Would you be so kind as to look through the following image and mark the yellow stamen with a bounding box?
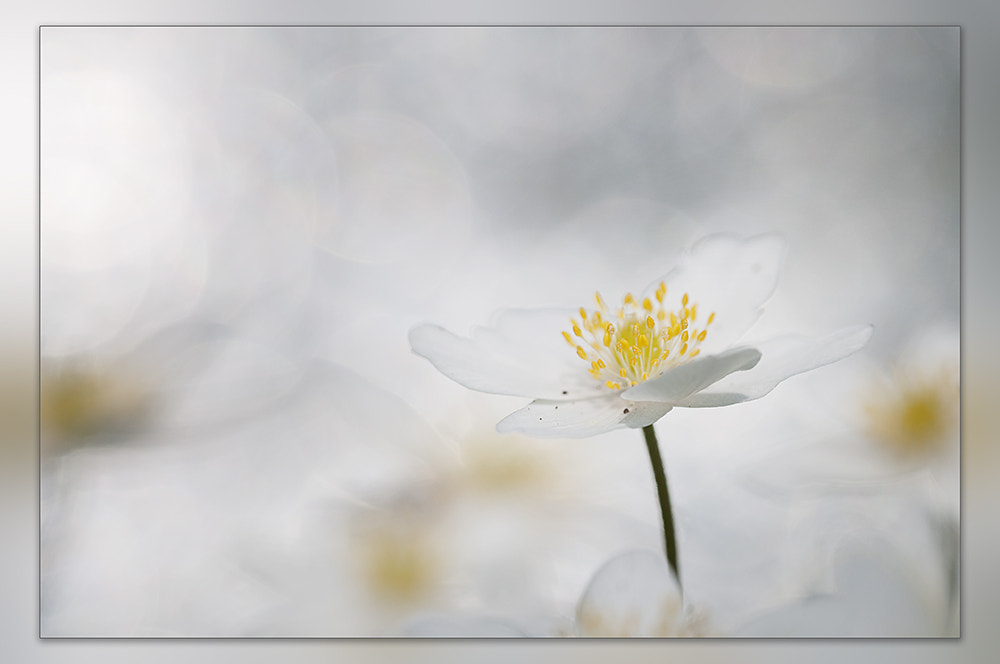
[595,291,607,311]
[565,283,712,391]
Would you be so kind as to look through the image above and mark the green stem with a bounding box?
[642,424,681,591]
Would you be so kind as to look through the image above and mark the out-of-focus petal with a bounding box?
[576,550,684,637]
[409,309,607,401]
[496,395,672,438]
[622,347,762,404]
[735,535,950,636]
[676,325,873,407]
[646,234,784,354]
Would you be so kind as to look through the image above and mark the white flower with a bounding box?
[575,550,708,637]
[409,234,872,438]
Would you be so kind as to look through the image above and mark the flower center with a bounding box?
[563,282,715,391]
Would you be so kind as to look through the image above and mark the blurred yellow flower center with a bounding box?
[360,527,438,604]
[865,366,958,456]
[563,282,715,391]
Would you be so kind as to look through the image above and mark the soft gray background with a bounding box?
[3,0,997,662]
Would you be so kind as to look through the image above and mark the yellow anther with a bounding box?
[568,283,709,390]
[595,291,607,311]
[630,381,637,386]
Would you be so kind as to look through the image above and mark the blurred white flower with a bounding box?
[410,234,872,438]
[736,532,957,637]
[729,326,960,631]
[574,550,708,637]
[570,532,956,638]
[862,327,959,465]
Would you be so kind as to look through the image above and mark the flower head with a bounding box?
[410,234,872,438]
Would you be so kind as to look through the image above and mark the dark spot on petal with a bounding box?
[539,417,543,420]
[562,390,568,395]
[554,406,558,409]
[623,408,630,414]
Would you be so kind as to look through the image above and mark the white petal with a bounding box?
[676,325,873,407]
[409,309,605,400]
[621,347,762,404]
[576,550,684,637]
[496,394,672,438]
[646,234,784,354]
[736,535,946,636]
